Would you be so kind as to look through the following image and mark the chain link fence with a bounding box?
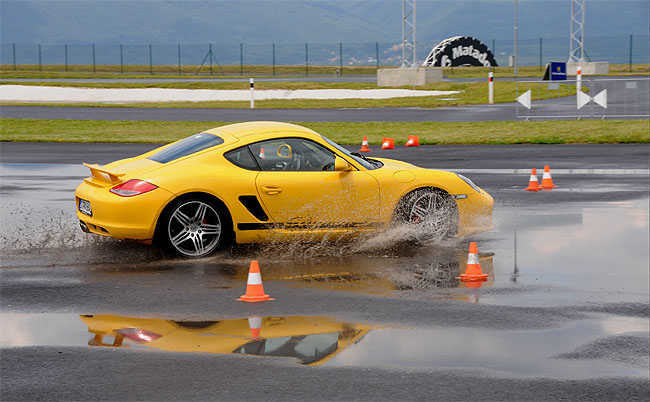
[1,35,648,74]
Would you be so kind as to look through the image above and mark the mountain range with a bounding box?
[1,0,648,45]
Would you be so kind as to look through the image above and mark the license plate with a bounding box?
[79,198,92,216]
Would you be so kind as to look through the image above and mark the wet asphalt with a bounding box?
[1,143,649,401]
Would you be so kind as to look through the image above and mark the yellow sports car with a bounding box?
[75,121,493,257]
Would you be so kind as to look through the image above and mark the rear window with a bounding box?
[224,147,260,170]
[149,133,224,163]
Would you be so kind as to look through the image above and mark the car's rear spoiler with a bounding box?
[83,163,125,184]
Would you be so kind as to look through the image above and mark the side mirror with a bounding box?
[334,156,353,172]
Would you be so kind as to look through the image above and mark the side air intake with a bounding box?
[238,196,269,221]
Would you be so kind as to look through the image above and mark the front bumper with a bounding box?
[456,189,494,237]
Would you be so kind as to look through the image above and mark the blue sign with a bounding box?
[549,62,567,81]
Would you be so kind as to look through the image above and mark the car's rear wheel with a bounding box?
[162,198,227,258]
[395,188,458,241]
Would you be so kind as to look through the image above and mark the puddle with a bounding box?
[1,163,648,306]
[1,312,647,379]
[229,247,495,295]
[480,198,650,306]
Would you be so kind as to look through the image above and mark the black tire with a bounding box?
[159,197,230,258]
[394,188,458,242]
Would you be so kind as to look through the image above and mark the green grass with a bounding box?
[1,63,647,80]
[0,64,376,79]
[1,118,647,144]
[0,81,575,109]
[442,64,650,78]
[1,63,648,79]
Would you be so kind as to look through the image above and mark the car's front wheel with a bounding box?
[395,188,458,242]
[161,198,228,258]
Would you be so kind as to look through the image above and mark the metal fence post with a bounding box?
[339,42,343,75]
[539,37,543,71]
[305,43,308,76]
[488,71,494,104]
[12,43,16,71]
[38,44,42,71]
[376,42,379,70]
[92,44,96,73]
[64,44,68,72]
[178,44,182,75]
[272,43,275,76]
[250,78,255,109]
[149,44,153,74]
[120,44,123,74]
[240,43,243,76]
[629,34,633,72]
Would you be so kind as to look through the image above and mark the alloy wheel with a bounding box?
[167,200,222,257]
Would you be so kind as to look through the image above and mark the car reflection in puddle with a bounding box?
[2,312,647,379]
[81,314,373,366]
[230,247,495,303]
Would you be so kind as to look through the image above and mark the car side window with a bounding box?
[224,147,260,170]
[249,138,335,172]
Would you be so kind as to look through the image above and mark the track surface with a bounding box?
[1,143,649,401]
[0,103,522,122]
[2,141,649,169]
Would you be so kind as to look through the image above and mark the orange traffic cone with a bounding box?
[457,242,488,282]
[405,135,420,147]
[525,168,540,191]
[259,147,266,159]
[248,316,262,339]
[359,136,371,152]
[381,138,395,150]
[237,260,274,303]
[540,165,556,190]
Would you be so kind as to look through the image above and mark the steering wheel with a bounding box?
[277,144,293,158]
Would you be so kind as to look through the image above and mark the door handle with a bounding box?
[261,185,283,195]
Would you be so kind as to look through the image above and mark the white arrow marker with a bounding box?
[593,89,607,109]
[517,90,531,109]
[577,90,591,110]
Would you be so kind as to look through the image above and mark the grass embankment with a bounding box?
[443,64,650,78]
[0,81,574,109]
[1,119,647,144]
[1,64,648,79]
[0,64,379,78]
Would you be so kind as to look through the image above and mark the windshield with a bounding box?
[321,135,382,170]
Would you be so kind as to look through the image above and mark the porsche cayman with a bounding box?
[75,121,493,257]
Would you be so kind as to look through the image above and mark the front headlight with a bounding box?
[457,174,482,193]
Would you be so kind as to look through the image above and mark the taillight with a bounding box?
[110,179,158,197]
[115,328,161,343]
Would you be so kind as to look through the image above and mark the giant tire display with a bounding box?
[423,36,497,67]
